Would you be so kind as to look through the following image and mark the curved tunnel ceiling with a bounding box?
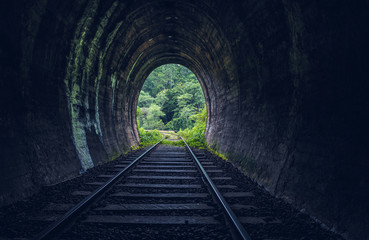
[63,0,238,170]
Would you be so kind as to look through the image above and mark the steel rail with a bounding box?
[180,136,252,240]
[34,139,163,240]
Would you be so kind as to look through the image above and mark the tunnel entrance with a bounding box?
[136,64,206,146]
[137,64,205,131]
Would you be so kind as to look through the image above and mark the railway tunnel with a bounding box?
[1,0,369,239]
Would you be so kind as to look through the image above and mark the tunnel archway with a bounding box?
[133,63,207,137]
[1,0,369,239]
[60,0,238,171]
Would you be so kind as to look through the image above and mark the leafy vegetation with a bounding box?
[137,64,207,148]
[177,107,207,148]
[161,139,186,147]
[207,148,229,161]
[136,115,163,147]
[137,64,205,131]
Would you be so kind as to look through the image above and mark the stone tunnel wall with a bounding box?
[0,0,82,205]
[0,0,369,239]
[206,1,369,239]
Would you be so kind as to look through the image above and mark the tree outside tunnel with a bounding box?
[136,64,207,147]
[137,64,205,131]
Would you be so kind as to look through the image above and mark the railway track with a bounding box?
[0,138,342,240]
[34,138,253,240]
[27,137,343,240]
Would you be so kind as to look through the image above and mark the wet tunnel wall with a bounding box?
[1,0,369,239]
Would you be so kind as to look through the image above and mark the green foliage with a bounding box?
[207,148,229,161]
[137,91,154,108]
[137,64,205,131]
[161,139,186,147]
[137,64,208,149]
[178,107,207,148]
[136,112,163,147]
[154,90,168,106]
[138,128,163,147]
[137,104,165,130]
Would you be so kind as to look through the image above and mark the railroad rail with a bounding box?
[181,137,251,240]
[34,138,252,240]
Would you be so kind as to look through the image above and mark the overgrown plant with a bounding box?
[137,64,205,131]
[161,139,186,147]
[178,107,207,148]
[137,114,163,147]
[137,106,229,163]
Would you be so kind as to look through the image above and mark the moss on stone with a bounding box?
[108,151,121,162]
[207,148,229,161]
[64,0,100,171]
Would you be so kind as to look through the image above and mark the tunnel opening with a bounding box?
[135,63,207,147]
[137,64,205,131]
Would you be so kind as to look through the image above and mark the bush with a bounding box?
[138,123,163,147]
[162,139,186,147]
[138,128,163,147]
[178,107,207,148]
